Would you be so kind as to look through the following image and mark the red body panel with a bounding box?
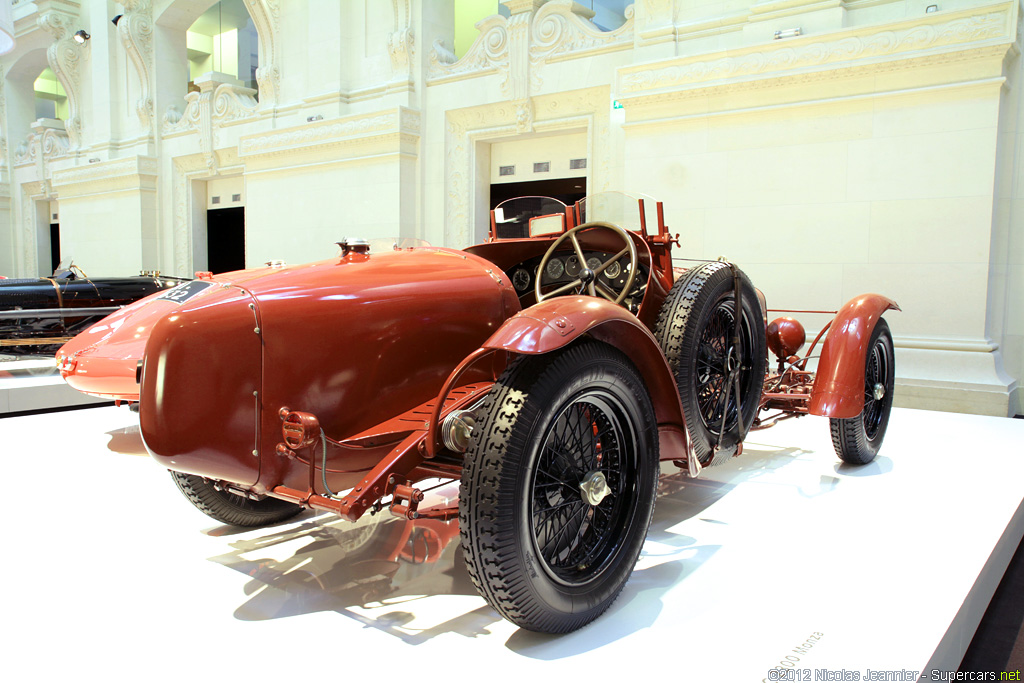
[807,294,900,419]
[140,248,517,496]
[56,267,281,400]
[483,296,689,459]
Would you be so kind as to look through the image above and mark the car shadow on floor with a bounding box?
[200,465,745,648]
[201,442,861,650]
[104,423,148,456]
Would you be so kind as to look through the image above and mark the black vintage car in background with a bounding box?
[0,267,188,355]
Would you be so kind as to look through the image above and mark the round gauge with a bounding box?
[587,256,602,271]
[605,261,621,279]
[565,256,581,277]
[512,268,531,292]
[545,258,565,279]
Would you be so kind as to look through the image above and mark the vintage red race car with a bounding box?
[62,192,898,634]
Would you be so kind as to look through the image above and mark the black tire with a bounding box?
[459,341,659,633]
[654,261,767,466]
[830,318,895,464]
[170,471,304,527]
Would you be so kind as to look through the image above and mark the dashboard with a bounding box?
[505,249,648,311]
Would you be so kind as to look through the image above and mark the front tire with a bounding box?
[460,341,659,633]
[830,318,895,464]
[170,472,303,527]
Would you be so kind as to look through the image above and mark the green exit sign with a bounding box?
[612,100,623,109]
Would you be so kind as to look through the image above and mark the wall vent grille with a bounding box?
[570,158,587,169]
[499,165,515,176]
[533,162,550,173]
[211,196,221,205]
[232,194,241,202]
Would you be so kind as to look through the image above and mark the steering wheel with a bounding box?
[534,221,639,306]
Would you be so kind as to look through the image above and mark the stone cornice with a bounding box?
[238,107,420,159]
[51,156,159,197]
[617,1,1018,103]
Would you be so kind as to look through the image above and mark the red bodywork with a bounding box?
[59,192,897,524]
[56,267,281,400]
[807,294,901,418]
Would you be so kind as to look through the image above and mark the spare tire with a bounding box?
[654,261,767,466]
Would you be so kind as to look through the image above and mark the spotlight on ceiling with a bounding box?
[111,15,122,26]
[73,29,90,43]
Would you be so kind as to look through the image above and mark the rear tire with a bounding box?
[460,341,659,633]
[170,472,303,527]
[654,261,767,466]
[830,318,895,465]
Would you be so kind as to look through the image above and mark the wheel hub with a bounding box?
[873,382,885,401]
[580,470,611,506]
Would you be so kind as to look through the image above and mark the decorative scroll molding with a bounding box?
[387,0,414,75]
[114,0,155,134]
[243,0,281,106]
[39,7,87,149]
[239,106,420,158]
[164,77,258,171]
[428,15,509,85]
[50,155,158,197]
[530,0,634,66]
[14,121,69,202]
[618,5,1014,98]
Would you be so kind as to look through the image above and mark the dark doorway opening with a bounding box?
[207,207,245,274]
[49,223,60,274]
[489,177,587,210]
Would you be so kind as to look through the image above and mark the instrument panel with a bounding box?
[506,250,646,308]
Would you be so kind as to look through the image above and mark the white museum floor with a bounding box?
[3,405,1023,681]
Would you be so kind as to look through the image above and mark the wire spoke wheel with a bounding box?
[830,318,895,464]
[459,341,658,633]
[530,393,637,586]
[862,337,891,440]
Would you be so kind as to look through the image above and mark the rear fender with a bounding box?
[482,297,688,455]
[808,294,900,418]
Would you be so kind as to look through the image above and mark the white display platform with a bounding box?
[3,406,1023,681]
[0,356,108,413]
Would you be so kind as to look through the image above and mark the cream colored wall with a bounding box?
[53,191,153,275]
[244,157,405,266]
[1,0,1021,415]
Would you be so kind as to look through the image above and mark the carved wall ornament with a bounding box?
[387,27,415,74]
[243,0,282,105]
[387,0,414,76]
[530,0,634,67]
[428,15,510,84]
[38,9,88,149]
[164,79,258,171]
[114,0,155,134]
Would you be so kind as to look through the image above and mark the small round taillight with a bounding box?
[281,411,320,449]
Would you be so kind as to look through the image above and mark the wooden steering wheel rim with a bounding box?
[534,221,639,306]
